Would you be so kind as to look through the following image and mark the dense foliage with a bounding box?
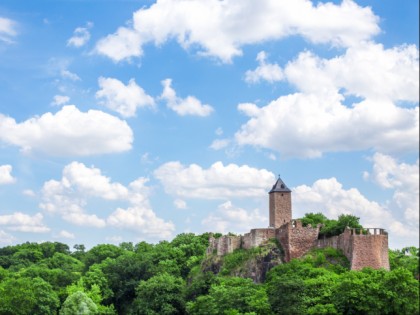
[0,231,418,314]
[300,212,363,237]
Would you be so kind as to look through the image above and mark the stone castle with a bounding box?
[207,176,390,270]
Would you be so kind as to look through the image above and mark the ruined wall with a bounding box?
[269,192,292,228]
[277,220,319,262]
[207,235,242,256]
[242,228,276,250]
[316,228,390,270]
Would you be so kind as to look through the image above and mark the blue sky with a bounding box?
[0,0,418,249]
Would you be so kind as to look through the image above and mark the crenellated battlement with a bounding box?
[206,176,390,270]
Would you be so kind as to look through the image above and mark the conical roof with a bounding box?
[269,176,291,193]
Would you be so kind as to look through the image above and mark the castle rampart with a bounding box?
[206,176,390,271]
[277,220,320,262]
[316,228,390,270]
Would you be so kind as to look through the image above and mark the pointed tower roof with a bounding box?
[269,176,291,193]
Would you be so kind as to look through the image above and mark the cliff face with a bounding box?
[202,242,284,283]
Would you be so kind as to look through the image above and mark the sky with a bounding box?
[0,0,418,250]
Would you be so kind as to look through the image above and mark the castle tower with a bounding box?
[269,176,292,228]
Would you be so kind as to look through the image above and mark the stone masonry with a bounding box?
[207,176,390,271]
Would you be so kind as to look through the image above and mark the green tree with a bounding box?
[0,276,59,315]
[83,244,124,270]
[187,277,272,315]
[389,246,419,278]
[60,291,98,315]
[130,272,185,315]
[301,212,328,227]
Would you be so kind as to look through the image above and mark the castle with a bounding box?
[207,176,390,270]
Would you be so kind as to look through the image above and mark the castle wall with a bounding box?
[242,228,276,249]
[316,228,390,270]
[277,220,319,262]
[207,235,242,256]
[269,192,291,228]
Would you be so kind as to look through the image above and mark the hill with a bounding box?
[0,234,418,314]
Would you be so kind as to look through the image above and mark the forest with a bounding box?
[0,216,418,314]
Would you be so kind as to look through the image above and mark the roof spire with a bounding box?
[269,174,291,193]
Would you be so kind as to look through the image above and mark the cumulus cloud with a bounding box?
[202,201,267,234]
[67,22,93,48]
[209,139,230,150]
[154,161,274,199]
[107,206,175,238]
[95,0,379,63]
[285,43,419,102]
[365,153,419,223]
[160,79,213,116]
[0,105,133,156]
[51,95,70,106]
[0,165,16,184]
[235,41,419,158]
[40,162,174,238]
[0,16,17,43]
[293,177,418,247]
[96,77,155,117]
[57,230,75,239]
[0,212,50,233]
[0,230,16,244]
[235,93,418,158]
[245,51,283,83]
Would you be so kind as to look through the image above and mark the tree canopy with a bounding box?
[0,230,418,315]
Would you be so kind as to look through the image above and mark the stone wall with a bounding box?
[277,220,320,262]
[242,228,276,250]
[207,234,242,256]
[269,192,292,228]
[349,229,390,270]
[208,226,389,271]
[316,228,390,270]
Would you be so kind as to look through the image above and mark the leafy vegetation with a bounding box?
[300,212,363,238]
[0,234,418,314]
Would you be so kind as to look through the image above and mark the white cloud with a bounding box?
[0,17,17,43]
[0,164,16,184]
[40,162,174,238]
[0,212,50,233]
[209,139,230,150]
[51,95,70,106]
[235,93,418,158]
[154,161,274,199]
[95,0,379,63]
[0,105,133,156]
[60,69,81,81]
[202,201,267,234]
[160,79,213,116]
[96,77,155,117]
[293,177,418,247]
[235,42,419,158]
[106,235,123,244]
[365,153,419,223]
[245,51,283,83]
[174,199,187,209]
[107,206,175,238]
[57,230,75,239]
[67,22,93,48]
[0,230,16,244]
[285,43,419,102]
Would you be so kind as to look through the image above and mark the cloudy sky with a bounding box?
[0,0,418,249]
